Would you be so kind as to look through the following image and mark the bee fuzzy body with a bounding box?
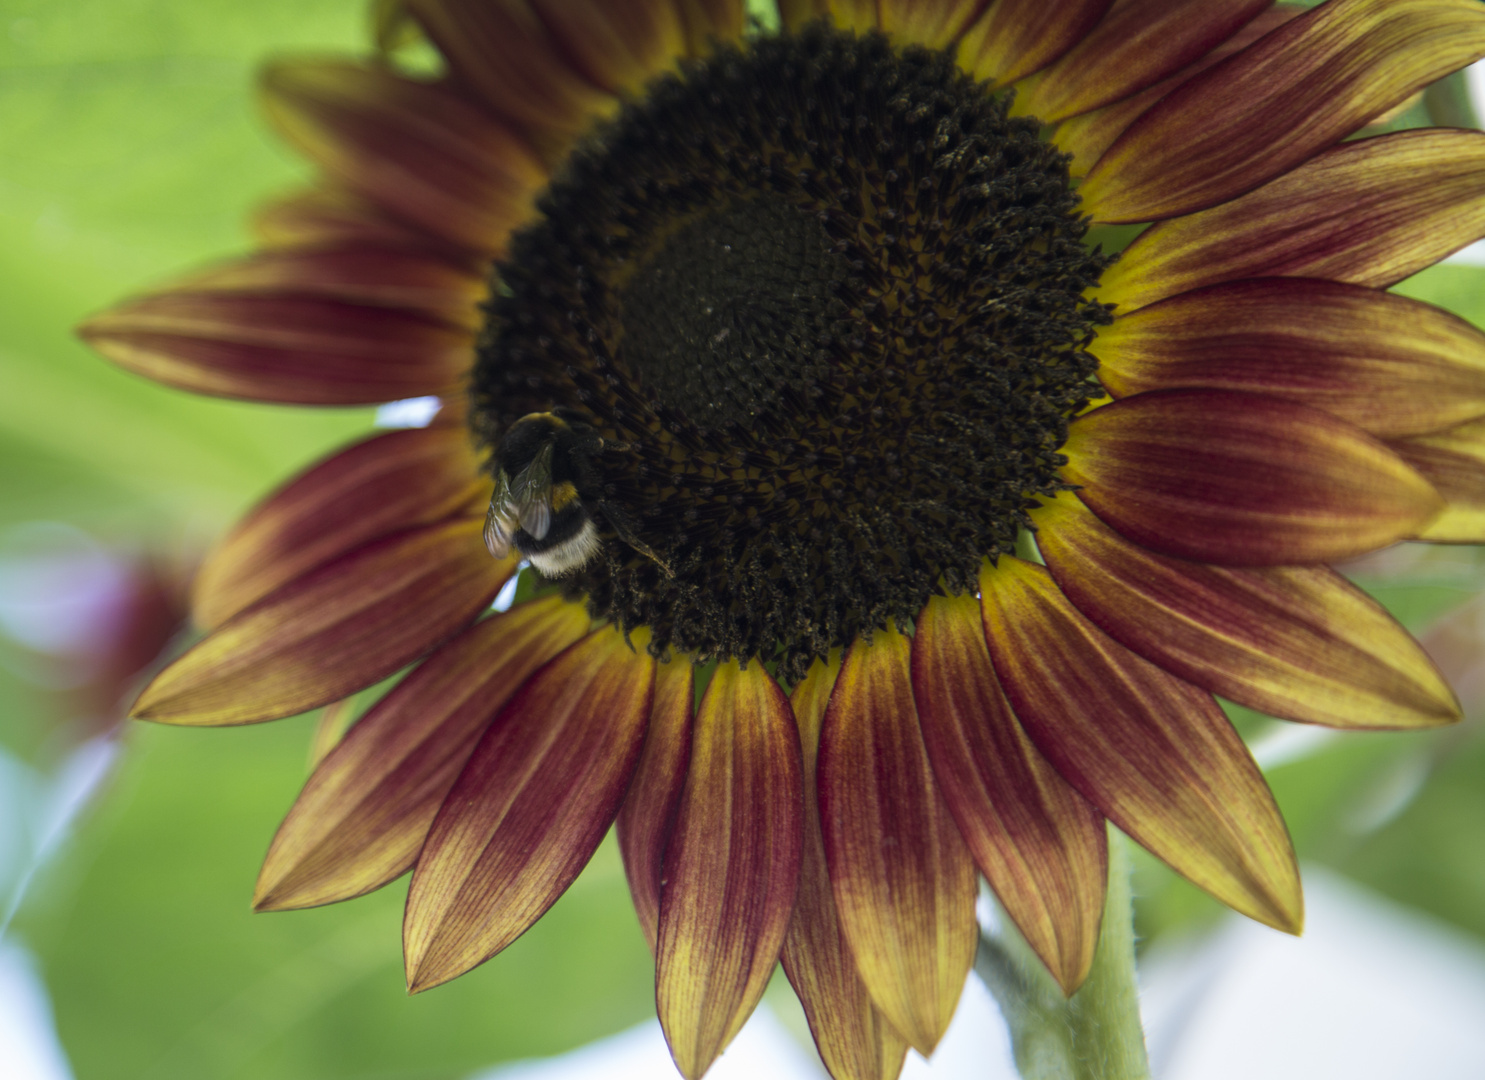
[517,482,602,576]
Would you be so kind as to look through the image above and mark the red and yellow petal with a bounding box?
[782,654,911,1080]
[1013,0,1271,123]
[676,0,747,56]
[133,519,515,726]
[252,186,477,261]
[1097,129,1485,312]
[1061,390,1444,566]
[192,427,486,629]
[656,659,803,1080]
[254,596,590,911]
[958,0,1111,88]
[528,0,686,96]
[1092,278,1485,438]
[818,627,978,1056]
[403,624,655,992]
[1054,4,1306,178]
[913,593,1107,994]
[1035,494,1460,730]
[980,558,1302,933]
[261,59,548,252]
[176,243,486,331]
[1080,0,1485,223]
[1392,419,1485,542]
[404,0,616,153]
[779,0,829,32]
[77,291,470,405]
[877,0,990,51]
[616,654,695,952]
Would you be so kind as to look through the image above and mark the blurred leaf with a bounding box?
[0,0,380,532]
[1336,728,1485,939]
[1392,263,1485,330]
[18,718,655,1080]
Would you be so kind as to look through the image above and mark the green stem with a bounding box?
[974,826,1151,1080]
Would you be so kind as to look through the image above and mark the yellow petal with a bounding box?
[819,627,978,1055]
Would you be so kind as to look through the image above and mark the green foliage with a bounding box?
[0,0,377,538]
[17,718,655,1080]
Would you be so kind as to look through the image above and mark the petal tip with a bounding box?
[1247,867,1304,937]
[250,873,318,913]
[250,889,284,914]
[127,680,173,723]
[403,952,455,996]
[1271,897,1305,938]
[1050,951,1094,998]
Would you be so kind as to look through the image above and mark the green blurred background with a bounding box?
[3,1,1485,1078]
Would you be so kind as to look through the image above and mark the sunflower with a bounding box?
[79,0,1485,1076]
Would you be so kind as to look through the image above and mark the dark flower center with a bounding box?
[471,23,1112,680]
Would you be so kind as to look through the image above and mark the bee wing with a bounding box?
[483,470,520,558]
[508,440,556,540]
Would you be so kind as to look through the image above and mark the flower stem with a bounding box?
[974,826,1151,1080]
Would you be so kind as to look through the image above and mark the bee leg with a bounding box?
[597,501,674,578]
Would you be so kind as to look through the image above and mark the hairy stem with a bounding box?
[975,826,1151,1080]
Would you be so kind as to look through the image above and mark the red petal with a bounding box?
[913,593,1108,993]
[254,596,591,910]
[1080,0,1485,222]
[404,0,615,149]
[1035,493,1460,729]
[782,654,911,1080]
[192,427,485,629]
[1392,418,1485,542]
[179,244,486,331]
[656,659,803,1080]
[979,558,1302,933]
[1097,129,1485,311]
[1062,390,1444,565]
[308,696,358,770]
[1055,5,1306,177]
[260,60,547,252]
[1015,0,1272,123]
[616,654,694,953]
[253,187,475,259]
[959,0,1112,87]
[78,291,470,405]
[1093,278,1485,438]
[819,627,978,1056]
[403,624,655,991]
[132,519,516,725]
[530,0,685,94]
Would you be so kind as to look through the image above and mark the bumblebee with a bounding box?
[484,412,668,578]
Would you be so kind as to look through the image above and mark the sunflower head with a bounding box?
[78,0,1485,1077]
[476,22,1113,678]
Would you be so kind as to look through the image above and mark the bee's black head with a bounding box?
[497,413,568,478]
[497,413,606,499]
